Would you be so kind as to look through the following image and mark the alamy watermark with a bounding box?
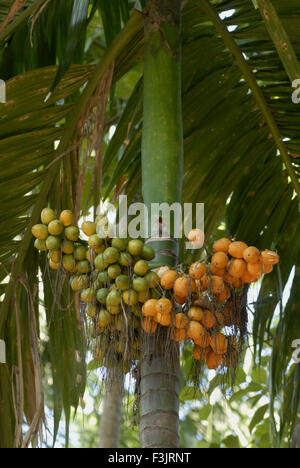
[96,196,204,249]
[292,339,300,364]
[0,79,6,103]
[292,79,300,104]
[0,340,6,364]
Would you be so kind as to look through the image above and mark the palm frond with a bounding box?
[0,9,143,447]
[0,0,51,43]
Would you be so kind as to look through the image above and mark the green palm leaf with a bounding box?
[0,8,143,447]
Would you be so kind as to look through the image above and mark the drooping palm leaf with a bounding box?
[0,64,94,287]
[50,0,93,93]
[0,1,74,77]
[0,64,93,448]
[0,0,51,43]
[0,9,143,447]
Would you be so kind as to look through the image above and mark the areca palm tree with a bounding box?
[0,0,299,448]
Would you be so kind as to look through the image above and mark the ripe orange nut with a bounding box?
[210,275,225,295]
[216,285,230,302]
[155,298,172,316]
[160,270,178,290]
[213,237,231,253]
[200,309,217,329]
[247,262,262,280]
[170,328,186,342]
[198,274,209,292]
[152,312,159,323]
[228,259,247,279]
[174,276,196,298]
[262,263,273,274]
[261,249,279,265]
[174,295,186,305]
[241,270,256,284]
[233,277,243,288]
[203,347,211,359]
[224,271,243,288]
[188,228,205,247]
[243,246,261,264]
[189,262,206,280]
[187,321,207,341]
[210,333,228,355]
[206,351,223,370]
[210,264,225,277]
[175,313,189,329]
[194,333,210,348]
[187,306,204,322]
[142,317,157,334]
[156,312,171,327]
[193,345,210,361]
[192,346,203,361]
[228,241,248,259]
[211,252,228,270]
[142,299,158,317]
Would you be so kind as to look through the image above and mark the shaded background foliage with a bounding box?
[0,0,299,447]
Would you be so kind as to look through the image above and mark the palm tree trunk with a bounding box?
[140,0,183,448]
[99,368,124,448]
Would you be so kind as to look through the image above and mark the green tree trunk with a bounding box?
[99,368,124,448]
[140,0,183,448]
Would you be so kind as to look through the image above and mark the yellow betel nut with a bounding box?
[60,210,74,227]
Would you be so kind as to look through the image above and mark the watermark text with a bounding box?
[0,339,6,364]
[292,339,300,364]
[0,79,6,103]
[292,79,300,104]
[96,196,204,249]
